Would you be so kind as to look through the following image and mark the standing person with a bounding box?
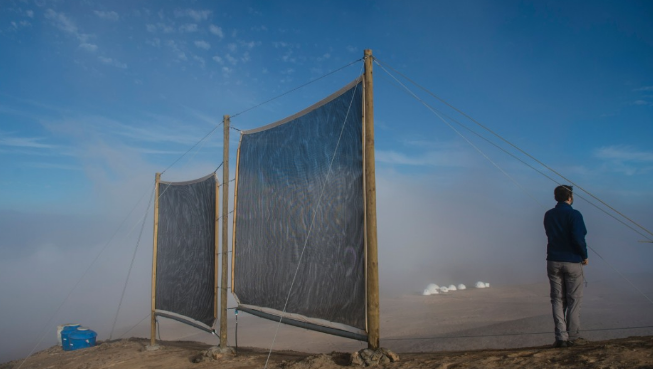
[544,185,589,348]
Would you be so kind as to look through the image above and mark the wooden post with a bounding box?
[214,174,220,323]
[220,115,230,348]
[363,49,380,350]
[150,172,161,347]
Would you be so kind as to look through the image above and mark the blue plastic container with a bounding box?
[60,325,80,351]
[67,328,97,351]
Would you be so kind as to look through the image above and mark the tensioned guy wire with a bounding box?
[119,312,151,339]
[109,185,156,340]
[375,59,653,308]
[263,66,363,369]
[374,60,652,241]
[162,121,223,174]
[108,171,211,343]
[16,182,155,369]
[374,57,653,240]
[374,60,546,209]
[213,161,223,174]
[230,58,362,120]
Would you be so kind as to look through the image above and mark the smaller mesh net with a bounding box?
[155,173,217,330]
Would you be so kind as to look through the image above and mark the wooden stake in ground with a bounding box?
[363,49,380,350]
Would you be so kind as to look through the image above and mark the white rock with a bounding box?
[448,284,457,291]
[422,289,431,296]
[457,284,466,290]
[440,286,449,293]
[426,284,439,294]
[475,281,486,288]
[485,282,490,288]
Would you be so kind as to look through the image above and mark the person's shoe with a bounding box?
[568,337,589,346]
[553,340,568,348]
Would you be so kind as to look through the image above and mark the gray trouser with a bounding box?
[547,260,584,341]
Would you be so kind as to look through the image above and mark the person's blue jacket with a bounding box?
[544,202,588,262]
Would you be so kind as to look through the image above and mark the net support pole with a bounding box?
[363,49,380,350]
[150,172,161,347]
[220,115,230,348]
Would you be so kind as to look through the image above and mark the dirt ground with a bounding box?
[2,335,653,369]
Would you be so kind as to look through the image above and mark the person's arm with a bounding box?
[571,210,588,260]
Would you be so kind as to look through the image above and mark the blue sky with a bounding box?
[1,0,652,361]
[1,0,652,216]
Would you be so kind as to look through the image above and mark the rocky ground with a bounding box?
[2,335,653,369]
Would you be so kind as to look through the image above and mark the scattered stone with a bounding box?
[191,354,207,363]
[381,348,400,362]
[351,347,399,366]
[145,344,161,351]
[350,351,363,366]
[194,346,235,363]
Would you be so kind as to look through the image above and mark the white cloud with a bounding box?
[194,40,210,50]
[26,10,34,18]
[147,22,175,33]
[281,50,296,63]
[595,146,653,162]
[44,9,93,47]
[212,55,223,64]
[26,162,82,171]
[94,10,119,21]
[631,100,652,106]
[79,43,98,52]
[0,133,58,149]
[167,40,188,61]
[146,38,161,47]
[595,145,653,176]
[209,24,223,39]
[179,23,198,33]
[174,9,212,22]
[225,54,237,65]
[634,86,653,92]
[193,55,206,68]
[346,45,357,53]
[45,9,78,36]
[227,43,237,52]
[98,56,127,69]
[241,40,259,49]
[376,149,471,167]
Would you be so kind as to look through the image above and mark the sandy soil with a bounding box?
[2,335,653,369]
[4,282,653,368]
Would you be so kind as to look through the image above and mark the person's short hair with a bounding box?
[554,185,573,202]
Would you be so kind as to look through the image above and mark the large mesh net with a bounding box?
[155,173,217,330]
[232,77,366,336]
